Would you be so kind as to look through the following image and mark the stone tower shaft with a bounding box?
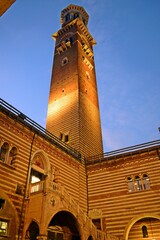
[46,4,103,157]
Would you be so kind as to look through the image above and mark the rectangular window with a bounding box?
[92,218,101,230]
[16,184,23,195]
[59,133,63,140]
[64,135,69,142]
[0,199,5,209]
[0,220,8,235]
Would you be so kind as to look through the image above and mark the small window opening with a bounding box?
[70,37,73,45]
[134,176,142,191]
[61,57,68,66]
[0,199,5,210]
[0,220,8,235]
[86,71,90,79]
[59,133,69,142]
[60,133,63,140]
[64,135,69,142]
[73,13,79,19]
[92,219,101,230]
[9,147,17,165]
[0,143,9,162]
[142,225,148,238]
[16,183,23,195]
[31,169,43,183]
[127,177,134,192]
[65,13,70,22]
[143,174,150,189]
[30,169,45,193]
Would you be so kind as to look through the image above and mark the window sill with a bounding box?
[0,161,16,170]
[128,188,151,193]
[0,234,9,238]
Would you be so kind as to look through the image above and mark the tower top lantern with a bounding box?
[60,4,89,27]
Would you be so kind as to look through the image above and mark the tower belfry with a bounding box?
[46,4,103,157]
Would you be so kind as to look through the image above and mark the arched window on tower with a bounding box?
[70,37,73,45]
[134,176,142,191]
[73,12,79,19]
[142,225,148,238]
[143,174,150,190]
[65,13,70,22]
[127,177,134,192]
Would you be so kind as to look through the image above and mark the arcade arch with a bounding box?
[124,214,160,240]
[25,220,39,240]
[48,211,81,240]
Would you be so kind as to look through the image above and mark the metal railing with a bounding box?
[0,98,82,160]
[86,139,160,165]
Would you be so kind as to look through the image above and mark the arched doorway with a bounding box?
[48,211,81,240]
[88,236,93,240]
[25,221,39,240]
[128,217,160,240]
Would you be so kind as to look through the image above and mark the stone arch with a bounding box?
[27,149,52,197]
[31,150,51,175]
[24,179,98,240]
[47,210,81,240]
[24,218,40,234]
[88,235,94,240]
[124,213,160,240]
[25,220,40,240]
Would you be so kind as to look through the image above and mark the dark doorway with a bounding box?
[88,236,93,240]
[48,211,81,240]
[25,221,39,240]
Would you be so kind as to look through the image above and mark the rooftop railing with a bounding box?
[86,139,160,165]
[0,98,82,161]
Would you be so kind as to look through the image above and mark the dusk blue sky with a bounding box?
[1,0,160,152]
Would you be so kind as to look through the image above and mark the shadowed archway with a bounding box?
[25,221,39,240]
[48,211,81,240]
[124,214,160,240]
[88,236,93,240]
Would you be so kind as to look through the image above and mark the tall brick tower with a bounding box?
[46,4,103,157]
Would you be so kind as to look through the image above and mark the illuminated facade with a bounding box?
[0,4,160,240]
[46,4,103,158]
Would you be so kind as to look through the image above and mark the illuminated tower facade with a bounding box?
[46,4,103,157]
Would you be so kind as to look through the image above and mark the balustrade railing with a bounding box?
[30,181,45,193]
[30,180,107,239]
